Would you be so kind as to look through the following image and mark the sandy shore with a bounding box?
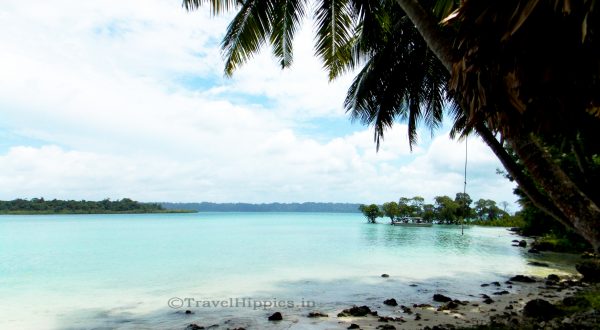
[180,272,586,330]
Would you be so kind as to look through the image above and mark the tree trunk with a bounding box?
[395,0,600,251]
[509,132,600,252]
[394,0,454,71]
[474,123,570,228]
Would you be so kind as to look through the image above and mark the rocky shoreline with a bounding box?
[180,271,598,330]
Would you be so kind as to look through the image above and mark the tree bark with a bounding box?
[509,132,600,252]
[394,0,454,71]
[474,123,570,228]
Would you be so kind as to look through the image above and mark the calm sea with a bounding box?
[0,213,575,329]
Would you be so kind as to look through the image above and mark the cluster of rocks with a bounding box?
[337,305,378,317]
[181,263,600,330]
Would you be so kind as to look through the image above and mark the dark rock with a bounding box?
[528,261,549,267]
[480,283,489,287]
[483,298,494,304]
[414,303,432,308]
[562,296,591,308]
[505,281,513,284]
[480,294,491,299]
[491,281,501,287]
[493,290,510,295]
[370,311,378,316]
[415,313,422,321]
[347,324,360,329]
[338,305,372,317]
[518,240,527,247]
[381,274,390,278]
[547,274,560,282]
[512,239,520,243]
[378,316,390,322]
[576,259,600,282]
[383,298,398,306]
[268,312,282,321]
[510,275,536,283]
[433,294,452,303]
[185,325,204,330]
[307,312,328,318]
[400,305,413,314]
[376,325,396,330]
[409,284,418,287]
[528,248,540,254]
[446,301,459,309]
[185,310,193,315]
[523,299,561,320]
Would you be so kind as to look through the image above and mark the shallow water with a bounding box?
[0,213,576,329]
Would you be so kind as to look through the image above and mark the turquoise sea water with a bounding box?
[0,213,575,329]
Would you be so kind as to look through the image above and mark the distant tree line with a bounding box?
[161,202,362,213]
[360,193,512,224]
[0,198,177,214]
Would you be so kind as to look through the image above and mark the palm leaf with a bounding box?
[221,0,275,76]
[270,0,307,68]
[314,0,355,80]
[183,0,242,15]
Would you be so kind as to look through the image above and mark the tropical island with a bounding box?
[360,192,592,254]
[0,198,195,214]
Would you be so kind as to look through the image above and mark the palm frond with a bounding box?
[221,0,275,76]
[270,0,307,68]
[182,0,242,14]
[344,9,451,150]
[314,0,355,80]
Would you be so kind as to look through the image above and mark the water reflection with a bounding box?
[359,223,473,252]
[433,227,473,254]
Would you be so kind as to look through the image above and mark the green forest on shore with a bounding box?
[0,198,193,214]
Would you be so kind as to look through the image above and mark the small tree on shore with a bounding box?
[359,204,382,224]
[382,202,399,223]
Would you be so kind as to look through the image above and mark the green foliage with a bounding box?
[473,198,508,221]
[381,201,399,222]
[534,234,591,253]
[373,193,520,225]
[434,195,458,224]
[454,192,472,220]
[358,204,382,223]
[0,198,185,214]
[470,214,525,228]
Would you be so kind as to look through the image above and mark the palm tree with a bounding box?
[182,0,600,251]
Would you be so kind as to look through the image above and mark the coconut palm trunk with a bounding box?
[509,132,600,252]
[394,0,600,251]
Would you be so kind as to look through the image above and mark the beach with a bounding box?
[175,271,586,330]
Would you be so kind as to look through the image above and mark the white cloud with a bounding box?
[0,0,517,207]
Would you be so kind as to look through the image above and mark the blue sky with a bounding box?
[0,0,517,210]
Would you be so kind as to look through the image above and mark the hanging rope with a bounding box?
[462,137,468,235]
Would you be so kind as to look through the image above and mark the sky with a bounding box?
[0,0,517,209]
